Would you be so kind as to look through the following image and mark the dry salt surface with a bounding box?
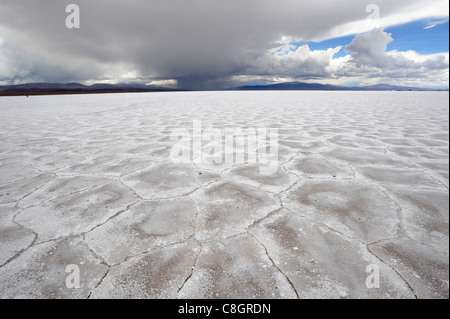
[0,91,448,299]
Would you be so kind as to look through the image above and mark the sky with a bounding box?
[0,0,448,90]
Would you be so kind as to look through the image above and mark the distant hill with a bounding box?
[0,83,180,96]
[232,82,440,91]
[1,81,447,96]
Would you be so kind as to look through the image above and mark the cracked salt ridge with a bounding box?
[380,187,449,252]
[191,180,281,242]
[223,163,298,194]
[85,198,197,265]
[249,209,415,298]
[0,236,108,299]
[281,179,402,244]
[177,234,298,299]
[120,159,199,199]
[16,176,115,209]
[16,181,140,242]
[369,237,449,299]
[0,172,55,205]
[0,91,448,299]
[89,238,201,299]
[0,204,36,266]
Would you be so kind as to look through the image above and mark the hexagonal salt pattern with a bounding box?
[282,179,401,244]
[191,181,281,241]
[85,198,197,265]
[16,182,139,242]
[121,160,198,199]
[0,91,448,299]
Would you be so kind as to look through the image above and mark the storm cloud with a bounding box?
[0,0,448,88]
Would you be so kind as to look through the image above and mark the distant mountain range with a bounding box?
[0,82,447,96]
[0,83,179,96]
[231,82,446,91]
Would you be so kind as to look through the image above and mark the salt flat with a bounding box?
[0,91,448,299]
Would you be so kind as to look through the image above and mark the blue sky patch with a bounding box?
[306,20,449,56]
[385,20,449,54]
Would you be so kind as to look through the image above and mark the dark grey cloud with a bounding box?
[0,0,448,88]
